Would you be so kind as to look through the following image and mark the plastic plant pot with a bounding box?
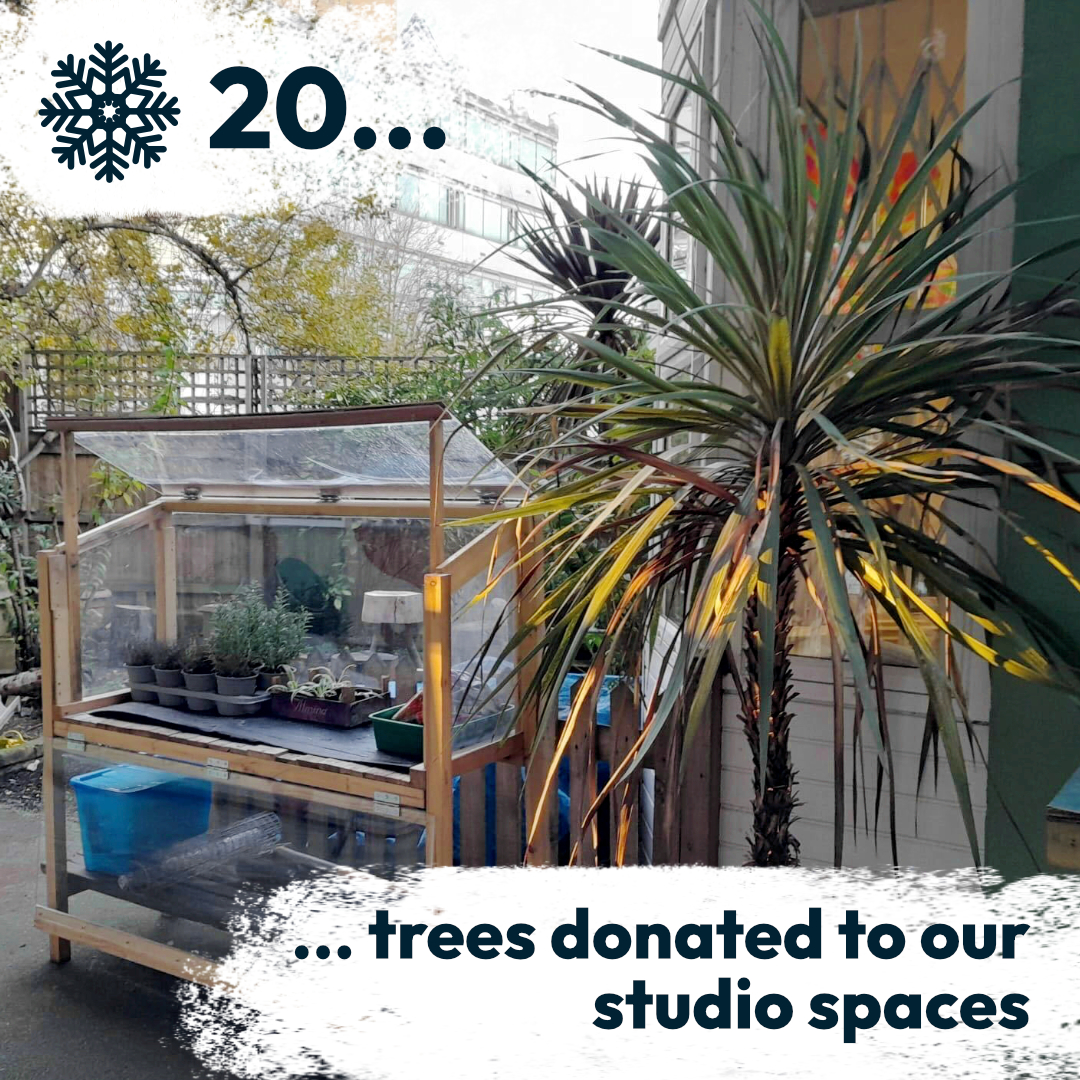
[153,666,186,709]
[182,670,216,712]
[126,664,157,704]
[215,674,259,716]
[257,670,286,692]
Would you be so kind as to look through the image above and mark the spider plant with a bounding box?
[473,12,1080,868]
[271,664,359,702]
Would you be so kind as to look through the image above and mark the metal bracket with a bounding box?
[373,791,401,818]
[205,756,229,780]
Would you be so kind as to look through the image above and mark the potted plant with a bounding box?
[209,586,266,715]
[270,665,384,728]
[124,638,158,703]
[256,589,312,690]
[181,640,216,713]
[150,641,185,708]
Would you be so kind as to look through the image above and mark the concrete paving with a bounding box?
[0,803,235,1080]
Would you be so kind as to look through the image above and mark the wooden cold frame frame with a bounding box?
[37,409,546,986]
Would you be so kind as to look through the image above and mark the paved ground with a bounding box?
[0,802,236,1080]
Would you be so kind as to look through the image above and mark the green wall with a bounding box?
[986,0,1080,878]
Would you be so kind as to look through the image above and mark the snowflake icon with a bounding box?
[39,41,180,183]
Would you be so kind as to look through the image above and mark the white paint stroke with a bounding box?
[177,867,1080,1079]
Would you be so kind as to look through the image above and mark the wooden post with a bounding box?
[567,680,597,866]
[48,554,73,707]
[428,418,445,569]
[649,716,682,865]
[608,680,640,866]
[423,573,453,866]
[59,431,81,701]
[39,550,70,963]
[518,518,555,865]
[459,769,486,866]
[154,514,177,641]
[494,762,523,865]
[677,675,723,866]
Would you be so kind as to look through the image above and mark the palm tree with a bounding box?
[512,176,660,357]
[473,14,1080,869]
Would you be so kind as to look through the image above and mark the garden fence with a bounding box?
[20,350,432,431]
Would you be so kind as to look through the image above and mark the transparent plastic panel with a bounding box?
[43,746,424,960]
[449,552,517,745]
[74,418,515,496]
[174,513,431,703]
[79,524,157,698]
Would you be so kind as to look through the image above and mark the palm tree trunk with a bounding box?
[738,520,802,867]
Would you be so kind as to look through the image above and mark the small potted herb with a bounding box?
[209,586,266,715]
[256,589,312,690]
[151,641,186,708]
[124,638,158,703]
[181,640,216,712]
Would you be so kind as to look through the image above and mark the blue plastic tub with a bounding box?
[69,765,212,876]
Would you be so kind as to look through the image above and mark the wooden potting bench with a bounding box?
[35,406,555,986]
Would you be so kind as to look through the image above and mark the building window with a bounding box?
[800,0,968,314]
[433,187,462,230]
[789,0,966,663]
[666,91,694,278]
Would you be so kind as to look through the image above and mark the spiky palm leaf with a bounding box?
[471,10,1080,869]
[513,176,660,354]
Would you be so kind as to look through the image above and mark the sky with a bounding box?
[397,0,663,185]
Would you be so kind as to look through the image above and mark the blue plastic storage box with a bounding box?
[69,765,213,876]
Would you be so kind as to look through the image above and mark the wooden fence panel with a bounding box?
[459,768,486,867]
[676,678,723,866]
[494,762,522,866]
[567,682,597,866]
[608,681,640,866]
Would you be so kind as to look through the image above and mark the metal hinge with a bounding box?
[373,791,401,818]
[205,756,229,780]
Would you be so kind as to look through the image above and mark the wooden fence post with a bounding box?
[518,518,555,865]
[608,680,640,866]
[39,550,70,963]
[677,675,723,866]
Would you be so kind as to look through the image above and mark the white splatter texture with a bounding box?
[0,0,459,215]
[177,867,1080,1078]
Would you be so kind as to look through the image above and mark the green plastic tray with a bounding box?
[371,704,517,761]
[371,707,424,759]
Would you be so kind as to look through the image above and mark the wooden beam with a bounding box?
[59,431,81,701]
[35,908,232,990]
[517,517,555,865]
[437,521,517,591]
[154,516,177,641]
[38,551,70,963]
[51,737,428,825]
[158,499,492,519]
[48,554,73,709]
[54,716,425,808]
[423,573,454,865]
[46,401,447,433]
[410,731,526,777]
[57,689,133,716]
[50,498,165,555]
